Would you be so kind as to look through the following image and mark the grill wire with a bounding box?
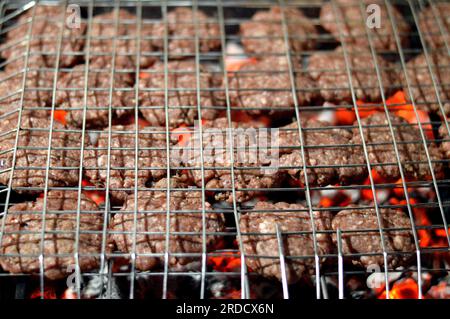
[0,0,448,300]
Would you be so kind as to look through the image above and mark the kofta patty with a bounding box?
[402,52,450,116]
[240,6,317,55]
[439,123,450,159]
[331,207,415,268]
[351,113,444,181]
[240,202,333,284]
[84,124,169,204]
[0,190,103,280]
[278,119,366,186]
[307,47,397,102]
[56,62,134,128]
[418,2,450,49]
[138,60,219,128]
[320,0,410,52]
[109,177,225,271]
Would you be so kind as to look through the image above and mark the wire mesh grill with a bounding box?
[0,0,448,300]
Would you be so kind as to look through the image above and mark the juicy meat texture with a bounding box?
[240,202,333,284]
[0,113,81,192]
[418,3,450,49]
[320,0,410,52]
[1,5,86,69]
[176,120,283,203]
[89,9,156,69]
[138,60,219,128]
[240,6,317,55]
[152,7,221,57]
[109,177,225,271]
[278,119,366,186]
[56,63,134,128]
[402,52,450,116]
[439,123,450,159]
[331,208,415,268]
[226,57,318,116]
[0,190,103,280]
[307,47,397,102]
[351,113,444,181]
[84,124,169,204]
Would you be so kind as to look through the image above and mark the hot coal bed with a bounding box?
[0,0,449,300]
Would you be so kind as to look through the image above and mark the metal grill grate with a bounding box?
[0,0,448,300]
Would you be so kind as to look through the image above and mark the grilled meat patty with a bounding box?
[138,60,220,128]
[439,123,450,159]
[307,47,397,102]
[226,56,318,117]
[1,5,85,69]
[240,6,317,55]
[84,124,169,204]
[278,119,366,186]
[56,62,134,128]
[402,52,450,116]
[110,177,225,271]
[331,208,415,268]
[351,113,444,181]
[240,202,333,284]
[0,113,81,192]
[320,0,410,52]
[418,3,450,49]
[0,190,103,280]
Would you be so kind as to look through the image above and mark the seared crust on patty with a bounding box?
[418,3,450,49]
[439,123,450,159]
[0,190,103,280]
[240,202,333,284]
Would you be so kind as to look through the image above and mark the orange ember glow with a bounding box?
[208,252,241,273]
[53,110,67,125]
[172,124,192,146]
[378,278,419,299]
[81,179,106,206]
[30,287,57,299]
[226,57,258,73]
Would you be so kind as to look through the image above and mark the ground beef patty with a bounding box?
[56,62,134,128]
[226,56,318,117]
[439,123,450,159]
[1,5,85,69]
[351,113,444,181]
[402,52,450,116]
[418,3,450,49]
[278,119,366,186]
[307,47,397,102]
[109,177,225,271]
[240,202,333,284]
[0,113,81,192]
[240,6,317,55]
[152,7,221,58]
[176,119,283,203]
[0,190,103,280]
[320,0,410,52]
[84,124,169,204]
[138,60,219,128]
[331,208,415,268]
[89,9,156,69]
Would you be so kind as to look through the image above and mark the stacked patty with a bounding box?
[0,190,103,280]
[109,177,225,270]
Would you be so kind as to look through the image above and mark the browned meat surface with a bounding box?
[418,3,450,49]
[439,123,450,159]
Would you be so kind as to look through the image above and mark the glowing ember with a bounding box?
[53,110,67,125]
[378,278,419,299]
[226,57,258,73]
[30,287,57,299]
[62,288,78,299]
[81,179,106,206]
[208,252,241,272]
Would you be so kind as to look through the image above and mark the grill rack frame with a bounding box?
[0,0,448,300]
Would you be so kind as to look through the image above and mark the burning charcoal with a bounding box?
[307,47,397,103]
[320,0,410,52]
[331,207,415,269]
[89,9,157,69]
[439,123,450,159]
[403,52,450,116]
[152,7,221,58]
[1,5,86,69]
[225,56,318,117]
[55,63,134,128]
[351,113,444,181]
[418,3,450,49]
[0,190,104,280]
[138,60,220,128]
[240,202,334,284]
[278,118,366,186]
[240,6,317,55]
[109,177,225,271]
[84,124,170,204]
[0,112,81,192]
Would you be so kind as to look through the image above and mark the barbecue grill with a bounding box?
[0,0,449,300]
